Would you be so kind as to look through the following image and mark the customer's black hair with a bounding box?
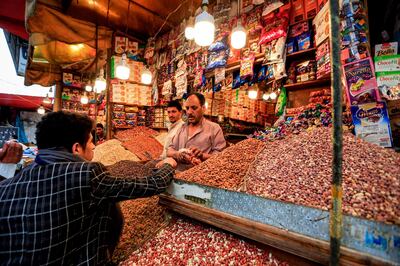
[36,111,94,152]
[96,123,104,129]
[167,100,182,111]
[187,92,206,106]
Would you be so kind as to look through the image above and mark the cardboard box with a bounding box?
[291,0,305,24]
[305,0,318,18]
[317,0,327,11]
[313,2,330,46]
[387,99,400,147]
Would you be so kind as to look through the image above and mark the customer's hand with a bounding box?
[159,157,177,169]
[0,141,23,163]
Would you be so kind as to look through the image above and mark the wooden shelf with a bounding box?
[286,47,316,59]
[284,78,330,90]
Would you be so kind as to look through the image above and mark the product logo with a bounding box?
[356,107,383,121]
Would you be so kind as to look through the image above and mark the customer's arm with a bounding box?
[90,158,176,202]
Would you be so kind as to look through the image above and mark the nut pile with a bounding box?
[246,127,400,225]
[112,196,167,264]
[106,161,167,264]
[176,138,266,189]
[115,126,159,142]
[122,136,163,161]
[93,139,140,166]
[121,217,289,266]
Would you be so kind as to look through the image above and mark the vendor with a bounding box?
[95,123,106,145]
[161,100,185,159]
[167,93,226,169]
[0,111,177,265]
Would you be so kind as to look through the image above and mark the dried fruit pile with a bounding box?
[106,161,167,264]
[122,136,163,161]
[176,138,265,189]
[113,126,163,160]
[121,217,289,266]
[92,139,140,166]
[112,197,167,264]
[115,126,158,142]
[246,127,400,225]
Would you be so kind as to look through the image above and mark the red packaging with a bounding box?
[290,0,305,24]
[317,0,327,11]
[305,0,318,18]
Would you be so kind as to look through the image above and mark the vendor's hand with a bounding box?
[189,147,204,160]
[160,157,177,169]
[0,141,23,164]
[174,151,192,164]
[190,157,202,166]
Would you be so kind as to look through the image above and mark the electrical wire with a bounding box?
[153,0,189,39]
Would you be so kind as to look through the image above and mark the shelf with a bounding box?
[284,77,330,90]
[286,47,316,59]
[289,16,315,27]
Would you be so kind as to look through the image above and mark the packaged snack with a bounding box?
[228,48,241,64]
[248,33,261,54]
[344,58,379,104]
[347,88,378,105]
[266,64,275,81]
[264,36,286,63]
[215,67,226,84]
[112,119,126,128]
[374,55,400,72]
[245,6,263,34]
[63,73,73,85]
[273,62,287,80]
[162,80,173,96]
[295,60,316,82]
[275,87,287,116]
[115,36,127,54]
[289,21,310,38]
[376,71,400,100]
[125,120,137,127]
[113,104,125,112]
[262,0,284,16]
[206,49,229,70]
[208,39,229,52]
[113,112,126,120]
[259,9,289,45]
[286,38,297,54]
[125,106,139,113]
[313,3,330,46]
[375,42,398,57]
[232,71,241,89]
[305,0,318,18]
[125,113,138,120]
[297,32,312,51]
[225,73,234,89]
[257,65,267,82]
[240,53,255,79]
[193,67,204,88]
[290,0,305,24]
[242,0,254,13]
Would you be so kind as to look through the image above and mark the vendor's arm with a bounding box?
[90,158,176,203]
[0,141,23,163]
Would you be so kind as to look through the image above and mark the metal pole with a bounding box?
[328,0,343,265]
[53,79,62,112]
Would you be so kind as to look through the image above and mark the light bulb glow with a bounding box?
[37,106,45,115]
[248,90,258,100]
[231,23,246,49]
[194,10,215,46]
[262,93,270,101]
[205,101,209,109]
[270,92,277,100]
[141,68,152,85]
[80,94,89,104]
[116,53,130,80]
[43,94,51,104]
[185,26,195,40]
[94,68,107,92]
[85,85,93,92]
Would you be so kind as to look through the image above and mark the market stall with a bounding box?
[12,0,400,265]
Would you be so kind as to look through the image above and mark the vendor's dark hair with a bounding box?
[187,92,206,106]
[36,111,93,152]
[96,123,104,129]
[167,100,182,111]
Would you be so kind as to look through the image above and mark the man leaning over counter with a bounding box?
[167,92,226,170]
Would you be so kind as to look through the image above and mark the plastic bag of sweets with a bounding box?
[206,49,229,70]
[264,36,287,63]
[257,65,267,82]
[275,87,287,117]
[262,0,284,16]
[232,71,241,89]
[245,6,263,35]
[259,9,290,45]
[240,50,255,80]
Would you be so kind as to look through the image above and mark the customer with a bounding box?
[95,122,106,145]
[160,100,185,159]
[167,92,226,169]
[0,111,176,265]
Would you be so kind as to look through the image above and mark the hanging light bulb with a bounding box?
[141,67,152,85]
[85,84,93,92]
[248,89,258,100]
[262,93,270,101]
[37,105,45,115]
[116,53,130,80]
[185,17,195,40]
[94,68,107,93]
[231,22,246,49]
[194,0,215,46]
[205,100,209,109]
[80,93,89,104]
[270,91,277,100]
[43,94,51,104]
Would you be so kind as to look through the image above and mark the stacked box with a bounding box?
[316,39,331,79]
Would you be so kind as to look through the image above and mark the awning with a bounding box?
[0,93,52,110]
[0,0,28,40]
